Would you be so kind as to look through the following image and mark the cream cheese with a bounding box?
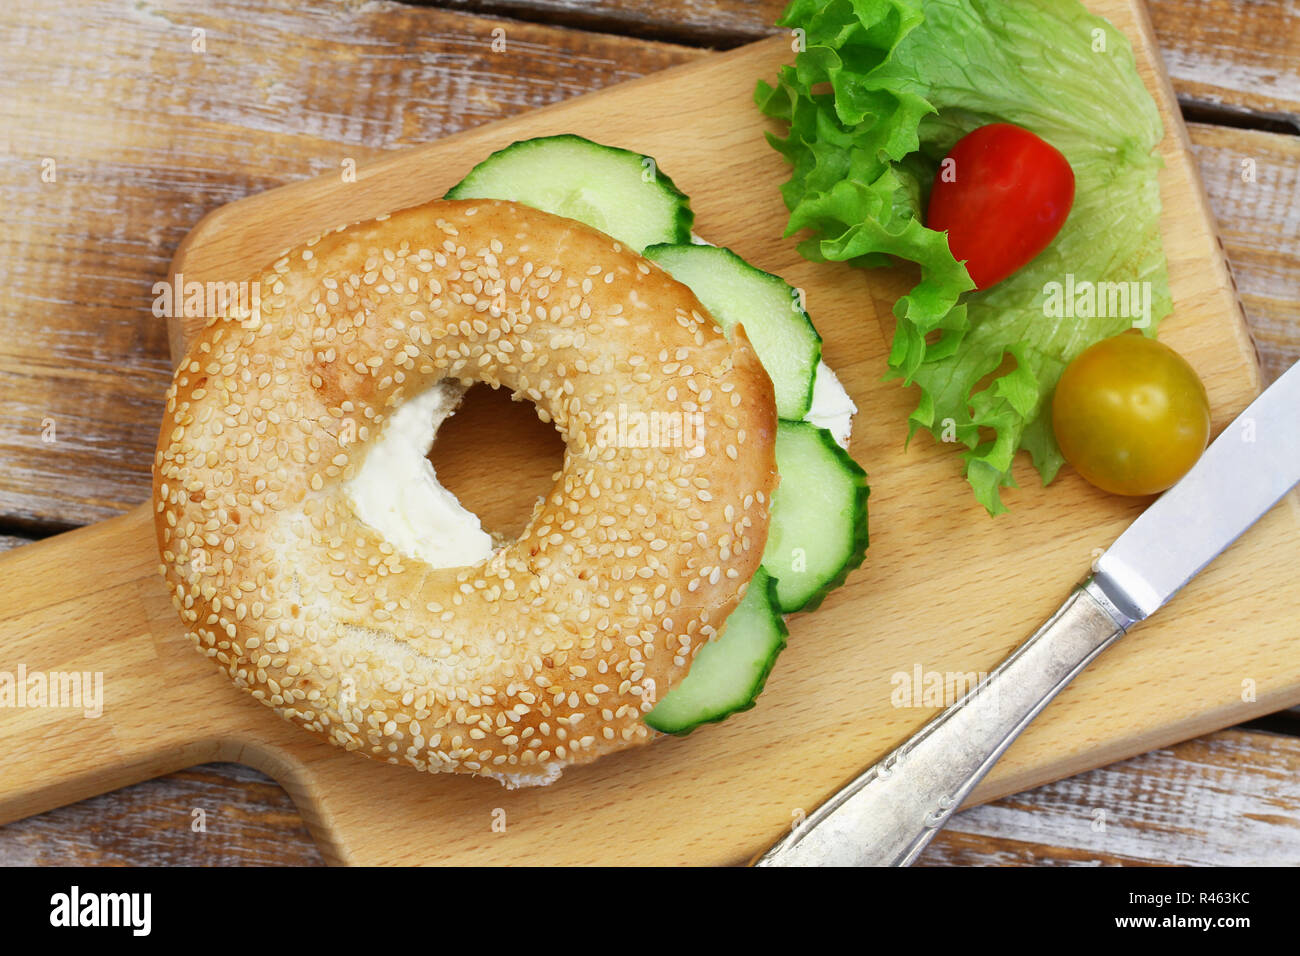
[344,382,495,570]
[805,361,857,449]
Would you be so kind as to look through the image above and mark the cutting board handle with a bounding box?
[0,505,231,823]
[0,504,381,863]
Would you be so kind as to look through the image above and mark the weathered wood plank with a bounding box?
[920,729,1300,865]
[1188,122,1300,384]
[426,0,1300,123]
[0,763,324,866]
[1147,0,1300,125]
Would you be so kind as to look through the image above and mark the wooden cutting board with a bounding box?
[2,2,1297,866]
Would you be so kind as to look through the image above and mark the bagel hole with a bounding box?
[428,384,565,542]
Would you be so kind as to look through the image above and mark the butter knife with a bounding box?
[755,359,1300,867]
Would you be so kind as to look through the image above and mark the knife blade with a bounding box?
[755,360,1300,867]
[1093,360,1300,624]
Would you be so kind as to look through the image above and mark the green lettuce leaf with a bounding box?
[757,0,1169,513]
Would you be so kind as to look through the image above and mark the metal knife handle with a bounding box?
[754,577,1130,866]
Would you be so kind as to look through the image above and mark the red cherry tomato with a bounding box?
[926,123,1075,290]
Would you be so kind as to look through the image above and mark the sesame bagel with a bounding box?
[153,198,779,787]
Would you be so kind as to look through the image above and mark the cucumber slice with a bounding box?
[643,243,821,419]
[645,568,788,735]
[445,134,692,252]
[761,422,870,613]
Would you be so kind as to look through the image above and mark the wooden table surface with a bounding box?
[0,0,1297,866]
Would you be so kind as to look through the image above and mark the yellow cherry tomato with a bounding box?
[1051,334,1210,496]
